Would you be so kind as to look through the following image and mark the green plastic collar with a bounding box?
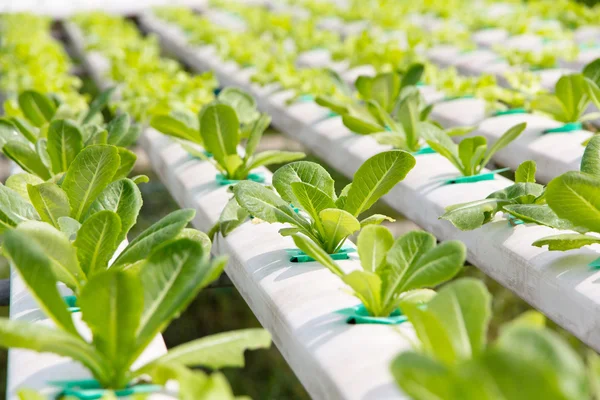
[506,213,525,226]
[297,94,315,102]
[444,167,510,185]
[63,295,80,313]
[588,257,600,269]
[189,150,213,160]
[286,247,356,263]
[543,122,582,134]
[494,108,528,116]
[49,379,161,400]
[336,304,407,325]
[439,94,475,103]
[215,172,265,186]
[411,146,436,156]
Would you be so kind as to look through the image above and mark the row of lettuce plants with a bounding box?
[200,1,600,264]
[68,7,600,400]
[195,0,600,284]
[0,14,88,116]
[285,0,600,31]
[156,4,600,148]
[0,14,273,400]
[284,0,600,81]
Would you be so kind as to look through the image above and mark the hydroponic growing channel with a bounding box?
[2,0,600,399]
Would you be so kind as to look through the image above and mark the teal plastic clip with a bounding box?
[543,122,582,134]
[416,81,426,87]
[411,146,436,156]
[506,213,525,226]
[297,94,315,102]
[589,257,600,269]
[493,108,528,116]
[439,94,475,103]
[444,167,510,185]
[312,110,339,125]
[63,295,80,313]
[580,43,600,50]
[286,247,356,263]
[215,172,265,186]
[49,379,161,400]
[336,304,407,325]
[189,150,212,159]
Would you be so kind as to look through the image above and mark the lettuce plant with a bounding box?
[531,71,600,124]
[442,137,600,233]
[73,12,217,122]
[0,89,140,181]
[230,151,415,254]
[316,68,438,152]
[497,44,578,70]
[533,136,600,251]
[150,87,261,144]
[331,31,420,71]
[0,14,88,114]
[0,145,163,292]
[391,278,595,400]
[0,143,143,231]
[425,122,526,176]
[292,225,466,317]
[152,91,305,180]
[316,65,424,115]
[1,226,271,398]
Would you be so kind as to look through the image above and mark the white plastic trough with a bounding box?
[134,12,600,357]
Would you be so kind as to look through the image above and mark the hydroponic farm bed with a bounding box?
[3,1,600,399]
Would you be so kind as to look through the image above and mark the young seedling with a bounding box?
[531,65,600,125]
[151,89,305,180]
[316,65,424,116]
[533,135,600,251]
[292,225,466,317]
[0,89,140,181]
[392,278,595,400]
[230,150,415,254]
[425,122,526,176]
[2,228,271,398]
[441,160,575,231]
[316,67,435,152]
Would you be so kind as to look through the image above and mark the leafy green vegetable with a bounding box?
[391,278,592,400]
[112,208,195,267]
[1,230,270,395]
[292,225,465,317]
[62,145,120,220]
[17,90,57,127]
[316,69,432,152]
[441,160,576,231]
[532,73,600,123]
[73,12,217,122]
[153,94,305,180]
[532,136,600,251]
[0,89,141,184]
[46,119,83,174]
[426,122,526,176]
[230,151,415,253]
